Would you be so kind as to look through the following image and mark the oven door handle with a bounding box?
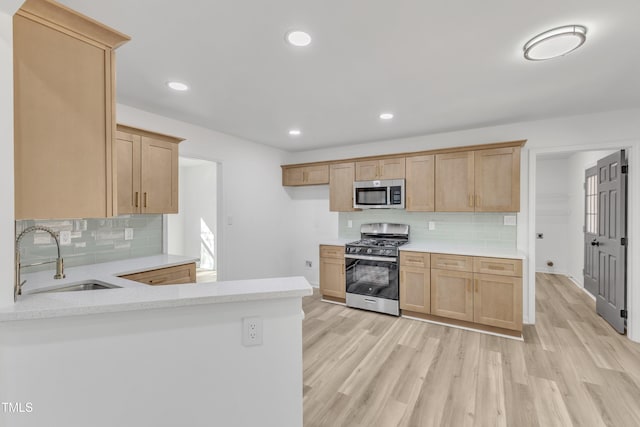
[344,254,397,262]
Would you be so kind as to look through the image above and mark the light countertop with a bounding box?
[319,239,352,247]
[1,255,313,322]
[401,243,526,259]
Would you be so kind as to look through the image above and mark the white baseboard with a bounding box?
[567,275,596,301]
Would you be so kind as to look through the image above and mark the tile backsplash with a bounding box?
[339,211,517,248]
[15,215,163,272]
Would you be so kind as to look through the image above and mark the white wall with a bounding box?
[168,161,217,265]
[118,105,293,282]
[566,150,616,286]
[285,186,338,286]
[0,296,304,427]
[535,158,569,274]
[0,12,14,307]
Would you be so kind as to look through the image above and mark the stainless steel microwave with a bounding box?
[353,179,405,209]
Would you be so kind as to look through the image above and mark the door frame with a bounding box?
[527,141,639,341]
[163,153,224,281]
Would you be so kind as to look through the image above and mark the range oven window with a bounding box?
[355,187,387,206]
[345,257,398,300]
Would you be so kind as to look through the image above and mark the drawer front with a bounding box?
[320,245,344,259]
[430,253,473,272]
[400,251,430,268]
[121,262,196,286]
[473,257,522,277]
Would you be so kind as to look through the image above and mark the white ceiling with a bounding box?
[58,0,640,152]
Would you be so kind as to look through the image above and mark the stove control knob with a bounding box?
[367,248,372,254]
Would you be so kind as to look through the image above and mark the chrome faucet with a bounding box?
[15,226,65,301]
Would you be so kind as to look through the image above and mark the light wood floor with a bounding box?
[302,273,640,427]
[196,268,217,283]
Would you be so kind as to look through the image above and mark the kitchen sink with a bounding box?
[29,281,121,294]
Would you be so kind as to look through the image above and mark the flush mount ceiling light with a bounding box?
[379,112,394,120]
[166,81,189,91]
[289,129,302,136]
[285,30,312,47]
[523,25,587,61]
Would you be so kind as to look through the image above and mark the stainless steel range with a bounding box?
[345,223,409,316]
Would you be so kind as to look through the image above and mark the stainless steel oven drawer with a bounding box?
[346,293,399,316]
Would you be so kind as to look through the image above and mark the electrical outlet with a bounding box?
[537,233,544,239]
[428,221,436,231]
[504,215,517,226]
[347,220,353,228]
[305,260,312,268]
[242,317,263,346]
[59,230,71,246]
[124,228,134,240]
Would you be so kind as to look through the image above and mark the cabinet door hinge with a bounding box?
[621,309,628,319]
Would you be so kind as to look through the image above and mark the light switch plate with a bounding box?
[428,221,436,231]
[504,215,517,226]
[59,230,71,246]
[124,228,134,240]
[347,220,353,228]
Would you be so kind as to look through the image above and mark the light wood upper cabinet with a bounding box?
[282,165,329,186]
[330,162,357,212]
[355,158,405,181]
[115,131,141,215]
[435,151,475,212]
[319,245,345,299]
[400,251,431,314]
[116,125,183,214]
[13,0,130,219]
[435,147,520,212]
[474,147,521,212]
[405,155,435,211]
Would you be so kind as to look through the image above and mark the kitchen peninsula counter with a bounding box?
[0,255,312,322]
[0,257,311,427]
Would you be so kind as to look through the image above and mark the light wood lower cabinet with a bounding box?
[430,269,474,322]
[400,267,430,314]
[399,251,431,313]
[398,252,523,332]
[120,262,196,286]
[319,245,345,299]
[474,273,522,331]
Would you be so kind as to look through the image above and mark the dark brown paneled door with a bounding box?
[594,150,627,333]
[583,166,598,297]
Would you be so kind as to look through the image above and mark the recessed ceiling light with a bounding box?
[289,129,301,136]
[523,25,587,61]
[379,113,394,120]
[167,81,189,91]
[285,30,312,47]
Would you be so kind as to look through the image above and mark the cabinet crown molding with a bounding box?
[281,139,526,170]
[17,0,131,48]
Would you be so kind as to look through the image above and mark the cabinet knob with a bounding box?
[144,192,148,208]
[135,191,139,208]
[468,194,474,207]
